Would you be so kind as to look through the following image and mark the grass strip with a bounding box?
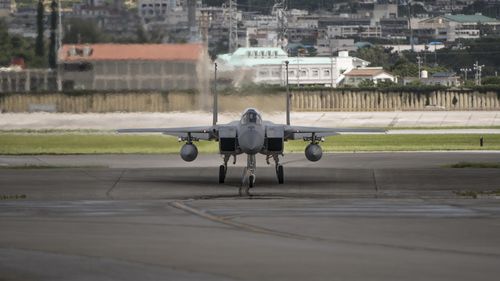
[0,164,108,169]
[454,190,500,199]
[0,133,499,154]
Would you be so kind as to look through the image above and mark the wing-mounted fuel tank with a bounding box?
[180,143,198,162]
[265,126,284,153]
[219,126,238,153]
[305,143,322,162]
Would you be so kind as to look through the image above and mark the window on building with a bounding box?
[271,70,281,77]
[312,69,319,77]
[300,70,307,77]
[258,70,269,77]
[289,70,295,76]
[323,69,330,76]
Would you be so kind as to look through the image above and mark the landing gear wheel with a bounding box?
[239,185,250,197]
[277,165,284,184]
[219,165,226,183]
[249,174,255,188]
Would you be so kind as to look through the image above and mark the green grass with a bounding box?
[287,134,500,152]
[454,190,500,199]
[0,164,108,169]
[1,133,499,154]
[447,162,500,168]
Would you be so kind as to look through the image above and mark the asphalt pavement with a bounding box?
[1,153,500,281]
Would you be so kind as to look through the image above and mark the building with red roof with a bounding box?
[58,43,209,91]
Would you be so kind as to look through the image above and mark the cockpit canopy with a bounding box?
[241,109,262,125]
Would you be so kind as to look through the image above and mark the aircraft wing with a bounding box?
[117,126,217,140]
[284,126,385,140]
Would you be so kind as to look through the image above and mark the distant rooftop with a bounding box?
[431,72,457,78]
[344,67,389,77]
[217,47,369,68]
[443,14,499,23]
[59,44,205,62]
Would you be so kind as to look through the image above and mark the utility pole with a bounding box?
[213,63,218,126]
[417,56,422,78]
[285,60,290,125]
[460,67,471,83]
[407,0,414,52]
[228,0,238,53]
[58,0,62,51]
[473,61,484,86]
[273,0,288,49]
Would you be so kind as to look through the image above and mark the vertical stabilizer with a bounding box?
[213,63,218,126]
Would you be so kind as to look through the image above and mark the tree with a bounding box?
[63,18,108,44]
[391,58,418,78]
[306,46,317,57]
[359,79,375,88]
[0,19,12,66]
[48,0,57,68]
[482,76,500,85]
[35,0,45,57]
[354,46,393,69]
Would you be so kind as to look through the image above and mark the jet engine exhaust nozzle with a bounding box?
[180,143,198,162]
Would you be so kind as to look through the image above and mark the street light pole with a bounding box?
[473,61,484,86]
[285,60,290,125]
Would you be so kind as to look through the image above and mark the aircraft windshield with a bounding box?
[241,111,261,125]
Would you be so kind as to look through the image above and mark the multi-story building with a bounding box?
[327,25,381,38]
[380,18,408,39]
[138,0,174,18]
[316,38,356,56]
[58,43,210,91]
[417,13,500,42]
[0,0,13,17]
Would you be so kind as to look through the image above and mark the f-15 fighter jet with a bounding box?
[119,63,383,195]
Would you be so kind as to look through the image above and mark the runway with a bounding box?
[1,153,500,280]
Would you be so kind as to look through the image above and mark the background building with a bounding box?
[342,67,396,86]
[417,14,500,42]
[216,48,369,87]
[58,43,210,91]
[0,0,13,17]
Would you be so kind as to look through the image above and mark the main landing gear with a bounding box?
[267,154,284,184]
[219,154,234,183]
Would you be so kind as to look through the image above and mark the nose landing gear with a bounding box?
[239,154,256,197]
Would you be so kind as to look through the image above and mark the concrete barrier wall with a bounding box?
[291,90,500,111]
[1,90,499,113]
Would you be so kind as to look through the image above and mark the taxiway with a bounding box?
[1,153,499,281]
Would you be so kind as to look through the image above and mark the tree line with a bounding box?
[0,0,58,68]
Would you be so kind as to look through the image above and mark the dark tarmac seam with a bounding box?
[170,200,500,259]
[106,170,125,199]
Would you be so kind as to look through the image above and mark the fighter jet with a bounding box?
[118,63,384,195]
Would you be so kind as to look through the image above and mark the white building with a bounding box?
[342,67,396,86]
[216,47,369,87]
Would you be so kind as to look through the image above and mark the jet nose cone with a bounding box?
[239,131,264,154]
